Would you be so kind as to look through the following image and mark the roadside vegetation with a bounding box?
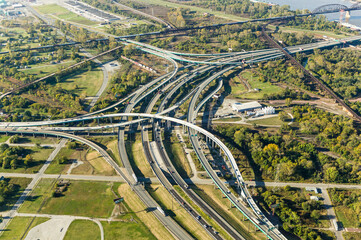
[0,142,54,173]
[20,179,120,218]
[328,188,361,228]
[0,217,49,240]
[254,186,333,240]
[64,220,100,240]
[0,178,32,212]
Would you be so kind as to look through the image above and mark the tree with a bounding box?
[263,143,279,157]
[58,156,69,164]
[302,201,311,212]
[310,210,321,220]
[24,154,33,167]
[9,135,20,144]
[285,98,292,107]
[325,166,339,182]
[279,111,289,122]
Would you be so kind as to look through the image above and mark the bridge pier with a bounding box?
[346,11,351,19]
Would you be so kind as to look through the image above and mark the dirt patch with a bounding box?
[86,151,115,176]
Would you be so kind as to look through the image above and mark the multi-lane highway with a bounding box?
[2,5,361,239]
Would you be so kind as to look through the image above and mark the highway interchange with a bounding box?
[1,3,361,240]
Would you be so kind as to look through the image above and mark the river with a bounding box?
[265,0,361,28]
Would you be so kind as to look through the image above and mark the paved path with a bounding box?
[24,218,72,240]
[5,143,62,148]
[81,53,117,112]
[0,139,67,234]
[3,171,361,190]
[321,188,344,240]
[18,213,104,240]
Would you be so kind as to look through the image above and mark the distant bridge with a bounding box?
[312,3,361,14]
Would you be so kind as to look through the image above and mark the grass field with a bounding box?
[57,67,103,97]
[329,189,361,228]
[14,136,59,145]
[247,115,283,126]
[126,134,154,178]
[20,179,119,218]
[118,184,174,240]
[1,217,49,240]
[107,140,122,167]
[0,178,32,212]
[69,150,115,176]
[20,60,76,78]
[343,232,361,240]
[334,205,360,228]
[44,148,75,174]
[230,76,247,96]
[64,220,100,240]
[0,147,54,174]
[147,184,212,240]
[237,71,282,99]
[163,135,192,178]
[102,220,157,240]
[34,4,97,26]
[0,135,10,142]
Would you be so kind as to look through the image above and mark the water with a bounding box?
[267,0,361,28]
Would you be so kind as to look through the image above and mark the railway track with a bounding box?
[261,26,361,123]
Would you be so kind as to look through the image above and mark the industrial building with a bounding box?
[232,101,262,112]
[64,1,120,22]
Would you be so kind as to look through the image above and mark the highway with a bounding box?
[186,66,286,240]
[0,128,192,240]
[142,77,235,239]
[0,112,288,239]
[1,5,360,238]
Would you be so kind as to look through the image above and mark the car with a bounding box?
[197,216,201,220]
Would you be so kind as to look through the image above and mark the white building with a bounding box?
[306,187,321,194]
[310,196,319,201]
[232,101,262,112]
[256,106,275,116]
